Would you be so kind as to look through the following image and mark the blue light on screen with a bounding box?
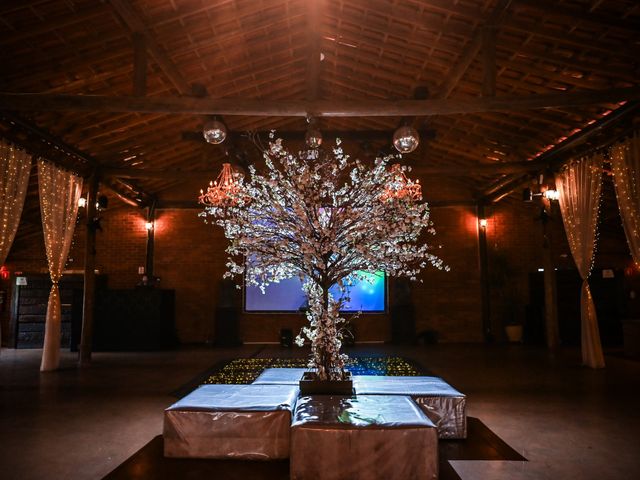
[245,271,386,312]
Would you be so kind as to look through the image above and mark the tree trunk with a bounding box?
[309,281,343,381]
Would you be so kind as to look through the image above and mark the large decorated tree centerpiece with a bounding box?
[200,135,448,381]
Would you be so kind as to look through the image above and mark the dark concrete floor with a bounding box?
[1,344,639,480]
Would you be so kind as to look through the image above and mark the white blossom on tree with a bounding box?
[200,135,448,381]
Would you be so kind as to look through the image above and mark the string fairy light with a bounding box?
[37,159,83,372]
[610,132,640,268]
[555,152,606,368]
[556,153,604,277]
[0,139,32,266]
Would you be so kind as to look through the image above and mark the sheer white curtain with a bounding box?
[556,154,605,368]
[0,140,32,352]
[611,133,640,267]
[38,159,83,372]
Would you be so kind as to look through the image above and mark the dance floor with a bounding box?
[173,355,424,397]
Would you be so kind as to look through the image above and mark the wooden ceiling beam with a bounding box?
[107,0,191,95]
[155,198,476,210]
[481,26,497,97]
[306,0,321,102]
[102,157,560,180]
[2,87,638,117]
[437,0,512,98]
[132,32,147,97]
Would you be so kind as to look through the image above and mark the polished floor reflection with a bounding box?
[1,344,638,479]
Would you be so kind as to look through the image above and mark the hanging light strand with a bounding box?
[610,132,640,268]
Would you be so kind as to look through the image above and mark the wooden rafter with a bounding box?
[306,0,322,102]
[0,113,153,207]
[437,0,512,98]
[107,0,191,95]
[481,26,497,97]
[481,101,640,203]
[132,32,147,96]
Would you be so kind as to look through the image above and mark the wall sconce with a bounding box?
[0,265,10,281]
[479,218,488,228]
[78,197,87,208]
[523,187,559,202]
[145,221,154,231]
[524,169,559,203]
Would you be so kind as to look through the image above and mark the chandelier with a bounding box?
[198,163,244,207]
[381,164,422,201]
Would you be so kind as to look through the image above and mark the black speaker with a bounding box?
[280,328,293,347]
[213,279,241,347]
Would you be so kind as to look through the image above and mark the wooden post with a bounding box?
[542,212,560,349]
[79,174,99,365]
[477,203,493,342]
[145,204,155,279]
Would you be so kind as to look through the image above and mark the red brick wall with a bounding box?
[94,207,148,289]
[5,192,635,346]
[411,206,484,342]
[6,202,488,344]
[153,209,225,343]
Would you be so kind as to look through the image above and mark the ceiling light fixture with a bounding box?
[305,116,323,148]
[203,117,227,144]
[199,163,244,207]
[393,124,420,154]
